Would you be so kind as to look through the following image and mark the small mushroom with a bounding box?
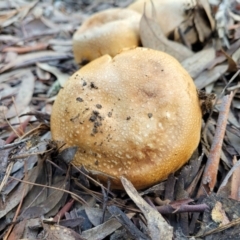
[73,8,141,63]
[51,47,202,189]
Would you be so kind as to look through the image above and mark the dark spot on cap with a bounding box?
[96,104,102,109]
[108,112,112,117]
[89,115,97,122]
[126,116,131,120]
[70,114,80,122]
[76,97,83,102]
[90,82,98,89]
[148,113,153,118]
[93,111,99,116]
[94,121,102,128]
[95,160,99,166]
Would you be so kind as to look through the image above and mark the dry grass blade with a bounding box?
[121,176,173,240]
[201,92,234,193]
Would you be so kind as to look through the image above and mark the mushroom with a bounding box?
[73,8,141,63]
[51,47,202,190]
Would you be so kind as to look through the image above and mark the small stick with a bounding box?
[156,203,208,214]
[53,198,75,223]
[2,43,48,54]
[201,92,233,193]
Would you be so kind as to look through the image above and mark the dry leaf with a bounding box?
[198,0,215,30]
[0,51,72,73]
[0,159,43,219]
[81,215,134,240]
[85,207,111,227]
[121,177,173,240]
[108,205,149,240]
[37,62,70,87]
[5,69,35,119]
[140,4,193,62]
[230,157,240,201]
[42,223,85,240]
[194,64,228,89]
[193,0,214,43]
[8,219,27,240]
[181,48,215,79]
[128,0,196,35]
[226,130,240,155]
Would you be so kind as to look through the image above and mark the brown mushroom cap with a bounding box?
[73,8,141,63]
[51,47,202,189]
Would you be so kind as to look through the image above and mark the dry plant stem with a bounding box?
[10,147,54,160]
[53,198,75,223]
[0,162,14,192]
[8,176,88,205]
[0,137,31,150]
[156,203,208,215]
[71,164,116,198]
[19,123,49,140]
[201,92,234,193]
[73,178,138,212]
[196,217,240,237]
[186,165,205,196]
[73,178,103,202]
[5,116,31,144]
[3,43,48,53]
[145,196,158,210]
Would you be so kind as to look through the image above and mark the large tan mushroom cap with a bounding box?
[73,8,141,63]
[51,47,202,190]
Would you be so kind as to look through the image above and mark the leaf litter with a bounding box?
[1,0,240,239]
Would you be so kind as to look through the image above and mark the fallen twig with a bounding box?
[156,203,208,214]
[201,92,234,194]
